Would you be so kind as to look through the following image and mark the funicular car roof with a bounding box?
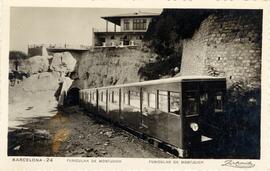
[82,76,226,91]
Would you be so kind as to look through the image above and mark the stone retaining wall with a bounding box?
[181,10,262,89]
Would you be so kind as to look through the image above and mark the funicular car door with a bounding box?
[182,80,226,151]
[182,82,201,149]
[199,81,226,139]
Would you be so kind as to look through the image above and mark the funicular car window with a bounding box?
[91,91,93,101]
[111,91,114,103]
[109,90,119,111]
[84,92,87,102]
[90,91,93,102]
[142,92,148,107]
[100,91,104,102]
[200,92,208,105]
[89,92,92,102]
[83,92,86,102]
[122,91,129,105]
[92,91,96,101]
[122,92,125,104]
[86,92,89,102]
[149,93,156,108]
[214,91,223,112]
[141,91,148,127]
[113,90,119,104]
[169,92,180,114]
[185,92,198,116]
[130,91,140,108]
[91,91,96,105]
[108,91,111,102]
[158,90,168,112]
[89,91,92,102]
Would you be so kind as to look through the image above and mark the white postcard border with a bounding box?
[1,0,269,170]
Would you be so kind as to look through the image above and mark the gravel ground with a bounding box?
[8,106,175,158]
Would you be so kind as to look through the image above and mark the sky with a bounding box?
[10,7,162,53]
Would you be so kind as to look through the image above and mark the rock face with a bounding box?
[76,47,154,89]
[58,77,74,106]
[50,52,77,76]
[8,71,61,129]
[19,55,51,75]
[10,52,76,78]
[20,72,60,93]
[9,51,78,107]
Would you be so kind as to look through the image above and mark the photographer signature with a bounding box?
[221,160,255,168]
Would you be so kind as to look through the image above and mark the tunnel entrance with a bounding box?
[65,87,80,106]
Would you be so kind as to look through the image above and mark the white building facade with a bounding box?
[93,12,160,47]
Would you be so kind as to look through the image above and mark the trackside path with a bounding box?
[8,106,175,158]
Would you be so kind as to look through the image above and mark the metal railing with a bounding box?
[28,43,91,50]
[92,28,122,33]
[94,40,139,47]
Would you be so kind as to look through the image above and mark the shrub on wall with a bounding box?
[138,52,180,80]
[141,9,213,80]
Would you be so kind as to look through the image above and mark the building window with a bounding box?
[111,35,115,39]
[124,19,130,30]
[133,19,147,30]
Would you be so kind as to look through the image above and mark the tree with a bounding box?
[9,51,28,71]
[9,51,28,60]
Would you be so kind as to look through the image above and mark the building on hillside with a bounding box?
[92,12,160,47]
[27,44,90,57]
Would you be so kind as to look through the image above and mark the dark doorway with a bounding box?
[65,88,80,106]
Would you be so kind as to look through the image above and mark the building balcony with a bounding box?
[92,28,147,34]
[94,40,139,48]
